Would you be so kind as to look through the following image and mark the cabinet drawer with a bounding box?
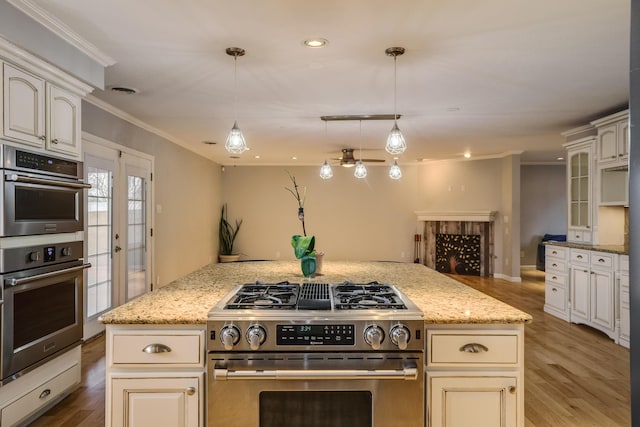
[545,245,568,260]
[545,284,567,311]
[570,249,590,265]
[428,332,519,366]
[1,363,80,426]
[545,271,567,287]
[545,258,567,273]
[568,230,592,243]
[590,252,615,270]
[111,332,203,366]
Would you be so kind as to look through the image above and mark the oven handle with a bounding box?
[5,173,92,189]
[213,367,418,381]
[4,263,92,287]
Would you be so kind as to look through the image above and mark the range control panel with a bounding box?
[277,324,355,346]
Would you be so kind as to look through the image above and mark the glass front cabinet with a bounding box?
[565,138,594,244]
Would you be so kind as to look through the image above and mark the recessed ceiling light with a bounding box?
[464,152,471,159]
[303,38,328,48]
[292,156,298,160]
[557,156,565,161]
[254,155,260,159]
[108,86,138,95]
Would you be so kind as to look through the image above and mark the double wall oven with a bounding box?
[207,282,424,427]
[0,144,90,384]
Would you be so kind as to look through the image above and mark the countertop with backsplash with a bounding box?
[100,261,532,325]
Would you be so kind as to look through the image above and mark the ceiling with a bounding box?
[16,0,630,166]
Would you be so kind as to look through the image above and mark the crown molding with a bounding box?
[8,0,116,67]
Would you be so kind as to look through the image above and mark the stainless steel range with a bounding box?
[207,281,424,427]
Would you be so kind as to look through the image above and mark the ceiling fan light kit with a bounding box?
[319,160,333,179]
[354,160,367,179]
[225,47,248,154]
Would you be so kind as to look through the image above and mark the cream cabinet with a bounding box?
[106,325,206,427]
[565,139,594,244]
[543,244,570,320]
[618,255,630,348]
[593,111,629,167]
[1,59,86,158]
[425,326,524,427]
[569,249,617,340]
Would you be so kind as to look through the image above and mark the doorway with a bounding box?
[83,135,154,339]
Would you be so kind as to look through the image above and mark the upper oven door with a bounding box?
[1,172,89,236]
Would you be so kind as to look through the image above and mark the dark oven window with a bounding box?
[13,279,77,349]
[260,391,372,427]
[15,187,77,220]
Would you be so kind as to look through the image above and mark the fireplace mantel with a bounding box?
[415,211,497,222]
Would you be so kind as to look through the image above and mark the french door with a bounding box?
[83,136,154,339]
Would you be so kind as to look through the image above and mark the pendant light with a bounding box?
[225,47,248,154]
[389,160,402,180]
[319,121,333,179]
[354,121,367,178]
[385,47,406,155]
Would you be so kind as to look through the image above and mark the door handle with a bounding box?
[114,246,122,253]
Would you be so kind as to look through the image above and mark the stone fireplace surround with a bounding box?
[416,211,496,277]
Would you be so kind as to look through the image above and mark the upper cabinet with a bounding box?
[0,41,92,159]
[564,138,594,244]
[593,111,629,168]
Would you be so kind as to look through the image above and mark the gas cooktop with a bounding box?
[221,281,409,311]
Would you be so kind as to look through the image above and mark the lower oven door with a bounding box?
[208,352,424,427]
[1,261,87,384]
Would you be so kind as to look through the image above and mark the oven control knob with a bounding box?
[390,324,411,350]
[364,325,385,350]
[28,251,41,262]
[246,325,267,350]
[220,325,241,350]
[61,247,72,257]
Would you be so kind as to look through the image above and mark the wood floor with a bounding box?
[27,269,630,426]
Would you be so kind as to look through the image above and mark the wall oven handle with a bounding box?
[213,367,418,381]
[4,263,92,287]
[5,173,92,189]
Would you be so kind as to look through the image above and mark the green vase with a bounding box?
[300,254,317,278]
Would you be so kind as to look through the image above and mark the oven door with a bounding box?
[208,352,424,427]
[1,172,90,236]
[1,261,87,384]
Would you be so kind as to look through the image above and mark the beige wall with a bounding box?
[83,101,222,288]
[222,156,519,278]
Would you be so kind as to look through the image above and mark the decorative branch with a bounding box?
[285,171,307,236]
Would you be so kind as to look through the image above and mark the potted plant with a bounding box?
[218,203,242,262]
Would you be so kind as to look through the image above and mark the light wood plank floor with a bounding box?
[28,269,630,426]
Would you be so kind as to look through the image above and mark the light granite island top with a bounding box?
[100,261,532,325]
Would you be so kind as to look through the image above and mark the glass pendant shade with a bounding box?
[389,160,402,180]
[319,160,333,179]
[385,122,406,155]
[225,121,247,154]
[354,160,367,179]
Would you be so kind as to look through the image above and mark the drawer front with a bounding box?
[429,332,519,366]
[545,245,568,260]
[545,283,567,311]
[568,229,592,243]
[545,258,567,273]
[1,363,80,426]
[590,252,615,270]
[111,332,203,366]
[570,249,590,265]
[545,271,567,287]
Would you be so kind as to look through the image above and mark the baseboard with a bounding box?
[521,264,537,270]
[493,273,522,283]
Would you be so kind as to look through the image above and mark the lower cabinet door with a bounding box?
[111,376,201,427]
[428,375,518,427]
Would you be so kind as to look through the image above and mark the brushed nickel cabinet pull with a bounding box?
[577,255,583,259]
[459,343,489,353]
[552,288,557,292]
[39,389,51,399]
[142,343,172,354]
[52,138,59,144]
[598,258,605,263]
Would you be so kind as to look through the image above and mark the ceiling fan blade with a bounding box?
[359,158,386,163]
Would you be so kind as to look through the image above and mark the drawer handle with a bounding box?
[552,276,558,280]
[552,288,557,292]
[142,343,172,354]
[508,385,516,394]
[598,258,605,263]
[576,255,583,259]
[552,251,558,255]
[39,389,51,400]
[459,343,489,353]
[552,263,558,268]
[186,387,196,396]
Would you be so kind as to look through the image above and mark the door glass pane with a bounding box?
[579,153,589,176]
[126,174,147,301]
[86,166,113,318]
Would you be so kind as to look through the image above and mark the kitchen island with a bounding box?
[101,261,531,427]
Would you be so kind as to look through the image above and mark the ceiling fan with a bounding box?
[333,148,386,168]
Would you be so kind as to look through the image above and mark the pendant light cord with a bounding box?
[393,54,398,124]
[233,53,238,121]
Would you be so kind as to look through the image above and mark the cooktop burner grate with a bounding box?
[224,281,299,310]
[298,283,331,310]
[333,281,407,310]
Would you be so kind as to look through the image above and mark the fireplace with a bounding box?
[416,211,496,277]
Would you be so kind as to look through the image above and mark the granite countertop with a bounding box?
[99,261,532,325]
[544,241,628,255]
